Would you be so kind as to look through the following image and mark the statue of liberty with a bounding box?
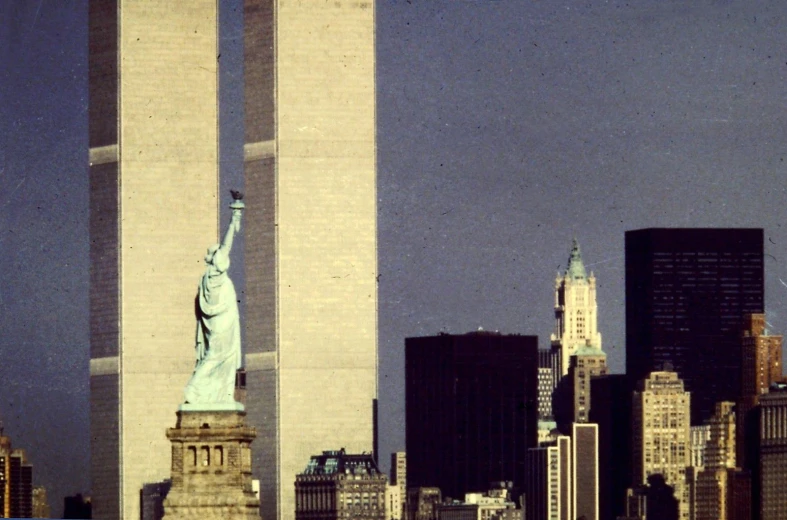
[183,192,245,408]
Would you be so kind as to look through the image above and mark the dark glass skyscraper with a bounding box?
[625,228,764,424]
[590,374,634,520]
[405,332,538,500]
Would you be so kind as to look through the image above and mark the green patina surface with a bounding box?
[566,238,587,279]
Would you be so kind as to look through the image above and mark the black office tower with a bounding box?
[625,228,764,424]
[405,331,538,500]
[590,374,634,520]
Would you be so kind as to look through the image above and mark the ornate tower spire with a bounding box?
[566,238,587,280]
[550,239,603,376]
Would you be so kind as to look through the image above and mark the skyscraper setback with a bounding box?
[625,228,764,424]
[88,2,219,518]
[243,2,378,519]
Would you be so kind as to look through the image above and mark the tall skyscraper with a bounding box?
[572,423,599,520]
[737,314,783,469]
[752,386,787,520]
[569,347,607,423]
[727,469,752,520]
[741,314,783,399]
[525,427,597,520]
[692,402,737,520]
[538,349,560,420]
[0,434,34,519]
[551,239,602,377]
[525,444,561,520]
[632,370,691,520]
[88,2,219,519]
[405,332,538,500]
[625,228,764,424]
[242,3,377,519]
[525,436,572,520]
[590,374,633,520]
[8,450,32,519]
[390,452,406,520]
[690,425,712,469]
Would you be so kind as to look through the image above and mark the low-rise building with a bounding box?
[390,452,407,520]
[436,486,520,520]
[407,487,442,520]
[32,486,49,519]
[295,449,387,520]
[387,482,403,520]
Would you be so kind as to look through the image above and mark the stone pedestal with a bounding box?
[163,410,261,519]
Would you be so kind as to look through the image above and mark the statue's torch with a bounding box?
[230,190,245,232]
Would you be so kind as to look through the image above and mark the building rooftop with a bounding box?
[301,449,383,477]
[574,345,605,357]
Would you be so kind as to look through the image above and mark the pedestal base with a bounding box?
[163,410,261,520]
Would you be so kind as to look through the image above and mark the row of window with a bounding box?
[187,445,224,467]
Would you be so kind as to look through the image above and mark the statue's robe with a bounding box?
[184,248,241,404]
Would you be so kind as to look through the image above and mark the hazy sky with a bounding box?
[3,0,787,512]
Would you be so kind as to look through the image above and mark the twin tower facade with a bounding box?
[88,2,377,520]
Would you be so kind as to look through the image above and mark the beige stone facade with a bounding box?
[243,2,377,520]
[163,410,260,520]
[387,484,403,520]
[88,2,219,519]
[690,425,711,469]
[632,370,691,520]
[294,450,386,520]
[389,452,407,520]
[689,403,740,520]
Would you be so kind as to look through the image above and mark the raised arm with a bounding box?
[220,210,242,254]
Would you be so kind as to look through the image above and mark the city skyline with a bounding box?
[4,0,787,511]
